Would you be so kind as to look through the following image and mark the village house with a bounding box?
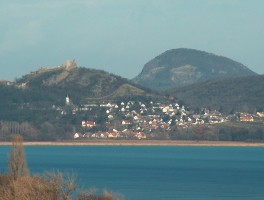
[108,115,114,119]
[122,120,132,125]
[209,118,225,124]
[82,120,96,128]
[256,112,264,118]
[240,114,254,122]
[83,103,97,107]
[73,133,81,139]
[162,107,169,113]
[133,115,140,121]
[108,132,119,139]
[187,117,192,123]
[195,118,205,125]
[106,102,112,107]
[100,103,109,107]
[134,132,147,139]
[210,110,222,117]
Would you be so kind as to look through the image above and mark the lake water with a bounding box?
[0,145,264,200]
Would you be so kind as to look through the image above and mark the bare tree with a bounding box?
[1,135,124,200]
[8,134,28,180]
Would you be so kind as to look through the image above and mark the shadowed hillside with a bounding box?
[169,75,264,113]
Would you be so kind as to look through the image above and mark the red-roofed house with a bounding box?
[82,120,96,127]
[240,115,254,122]
[108,132,119,138]
[135,132,147,139]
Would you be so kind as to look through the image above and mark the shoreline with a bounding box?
[1,140,264,147]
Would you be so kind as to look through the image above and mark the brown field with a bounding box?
[1,140,264,147]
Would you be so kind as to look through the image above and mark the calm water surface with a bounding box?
[0,146,264,200]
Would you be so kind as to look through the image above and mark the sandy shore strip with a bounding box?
[1,140,264,147]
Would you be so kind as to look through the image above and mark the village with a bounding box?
[58,96,264,140]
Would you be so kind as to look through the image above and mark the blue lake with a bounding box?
[0,145,264,200]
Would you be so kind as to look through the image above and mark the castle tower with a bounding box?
[62,60,77,70]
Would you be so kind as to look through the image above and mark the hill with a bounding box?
[15,60,151,104]
[0,60,159,140]
[132,48,256,90]
[169,75,264,113]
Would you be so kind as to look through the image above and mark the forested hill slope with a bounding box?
[169,75,264,113]
[132,48,256,90]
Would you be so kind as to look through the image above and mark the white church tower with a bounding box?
[66,95,70,105]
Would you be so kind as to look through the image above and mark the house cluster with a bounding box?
[239,112,264,122]
[74,130,147,140]
[70,100,233,139]
[57,96,264,140]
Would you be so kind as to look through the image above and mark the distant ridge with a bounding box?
[132,48,256,90]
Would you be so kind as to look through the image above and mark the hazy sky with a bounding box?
[1,0,264,81]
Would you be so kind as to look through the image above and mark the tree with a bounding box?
[8,134,28,180]
[1,134,123,199]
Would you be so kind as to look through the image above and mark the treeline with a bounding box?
[0,134,124,200]
[0,121,37,140]
[0,111,75,141]
[169,122,264,141]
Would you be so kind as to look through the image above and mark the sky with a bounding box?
[1,0,264,81]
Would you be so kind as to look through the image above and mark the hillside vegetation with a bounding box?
[170,75,264,113]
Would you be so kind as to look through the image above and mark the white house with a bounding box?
[74,133,80,139]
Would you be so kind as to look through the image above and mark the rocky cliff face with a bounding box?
[132,48,256,90]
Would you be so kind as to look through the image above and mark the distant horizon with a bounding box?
[1,1,264,80]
